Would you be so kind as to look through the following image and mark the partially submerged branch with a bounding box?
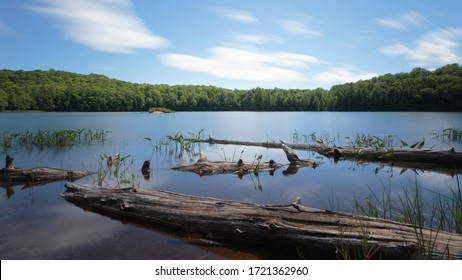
[173,153,283,176]
[194,136,462,175]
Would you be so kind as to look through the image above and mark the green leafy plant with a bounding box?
[93,153,139,188]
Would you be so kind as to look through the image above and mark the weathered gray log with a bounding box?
[194,137,462,175]
[0,167,94,182]
[172,153,283,176]
[0,156,94,182]
[61,182,462,259]
[280,140,320,167]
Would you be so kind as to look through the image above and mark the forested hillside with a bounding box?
[0,64,461,112]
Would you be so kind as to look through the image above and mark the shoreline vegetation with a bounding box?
[148,107,175,114]
[1,64,461,112]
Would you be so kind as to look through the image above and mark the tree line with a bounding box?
[0,64,461,112]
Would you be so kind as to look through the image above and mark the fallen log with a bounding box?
[0,155,94,182]
[172,153,283,176]
[194,137,462,175]
[61,182,462,259]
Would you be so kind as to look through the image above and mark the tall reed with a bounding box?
[1,128,110,150]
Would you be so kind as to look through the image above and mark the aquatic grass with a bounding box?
[93,153,140,188]
[293,130,432,150]
[0,128,110,150]
[350,177,462,259]
[431,127,462,143]
[145,130,205,161]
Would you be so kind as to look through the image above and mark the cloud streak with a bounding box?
[228,33,282,45]
[214,7,257,24]
[313,67,378,85]
[380,28,462,66]
[279,19,323,37]
[31,0,169,53]
[161,46,320,82]
[376,10,425,30]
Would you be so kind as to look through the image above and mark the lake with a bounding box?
[1,111,461,259]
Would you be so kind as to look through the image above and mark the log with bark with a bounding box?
[172,153,283,176]
[279,140,320,175]
[0,155,94,182]
[61,182,462,259]
[193,136,462,175]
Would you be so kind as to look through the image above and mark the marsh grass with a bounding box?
[348,176,462,259]
[431,127,462,143]
[1,128,110,150]
[93,153,140,189]
[145,130,205,163]
[292,130,431,150]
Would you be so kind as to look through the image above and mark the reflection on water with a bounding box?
[1,112,461,259]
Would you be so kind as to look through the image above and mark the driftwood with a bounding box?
[61,182,462,259]
[173,153,283,176]
[194,137,462,175]
[0,155,94,182]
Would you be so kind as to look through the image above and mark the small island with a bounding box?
[148,107,175,114]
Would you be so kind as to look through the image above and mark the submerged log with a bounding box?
[0,155,94,182]
[61,182,462,259]
[195,137,462,175]
[172,153,283,176]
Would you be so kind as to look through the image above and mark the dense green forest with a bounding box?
[0,64,461,112]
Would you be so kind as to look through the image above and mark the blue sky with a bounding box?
[1,0,461,89]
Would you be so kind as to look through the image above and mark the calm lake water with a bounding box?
[1,111,461,259]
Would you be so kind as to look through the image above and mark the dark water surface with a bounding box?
[1,111,461,259]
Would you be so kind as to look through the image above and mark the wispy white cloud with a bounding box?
[228,33,282,45]
[214,7,257,24]
[380,28,462,66]
[376,10,425,30]
[160,46,320,82]
[279,19,323,37]
[31,0,169,53]
[313,67,378,84]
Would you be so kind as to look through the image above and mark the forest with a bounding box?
[0,64,461,112]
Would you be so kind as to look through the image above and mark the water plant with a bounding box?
[430,127,462,143]
[145,130,205,161]
[350,177,462,259]
[1,128,110,150]
[93,153,139,188]
[252,154,263,175]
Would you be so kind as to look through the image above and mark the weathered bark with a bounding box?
[0,156,94,182]
[61,182,462,259]
[278,140,321,175]
[172,153,283,176]
[194,137,462,175]
[280,140,320,166]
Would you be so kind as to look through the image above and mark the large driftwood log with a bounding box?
[172,153,283,176]
[61,182,462,259]
[0,155,94,182]
[194,137,462,175]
